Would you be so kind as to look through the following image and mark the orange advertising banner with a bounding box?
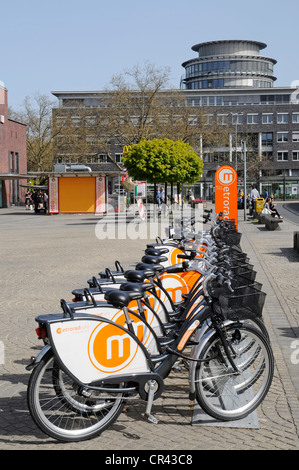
[215,165,238,229]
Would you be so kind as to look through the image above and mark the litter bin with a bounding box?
[255,198,264,213]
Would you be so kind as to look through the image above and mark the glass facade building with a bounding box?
[182,40,276,90]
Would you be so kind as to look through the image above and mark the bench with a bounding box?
[263,214,283,230]
[257,212,283,230]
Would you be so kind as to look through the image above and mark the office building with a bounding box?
[52,40,299,200]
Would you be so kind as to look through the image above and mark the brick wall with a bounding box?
[0,84,27,206]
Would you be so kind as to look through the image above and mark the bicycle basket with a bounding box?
[231,276,262,291]
[234,269,257,282]
[230,254,250,263]
[217,286,266,321]
[231,263,254,274]
[220,231,242,246]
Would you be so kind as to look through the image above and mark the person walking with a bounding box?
[250,185,260,215]
[25,190,31,210]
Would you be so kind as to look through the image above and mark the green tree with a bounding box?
[122,138,203,187]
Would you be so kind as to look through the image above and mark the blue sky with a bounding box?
[2,0,299,109]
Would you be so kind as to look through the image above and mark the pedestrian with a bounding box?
[25,190,31,210]
[43,192,48,212]
[188,189,194,201]
[263,188,268,201]
[32,190,39,213]
[250,185,260,215]
[37,190,44,212]
[156,188,162,208]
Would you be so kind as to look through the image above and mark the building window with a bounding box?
[292,132,299,142]
[15,153,19,173]
[71,116,81,126]
[292,113,299,123]
[217,114,228,125]
[277,132,288,142]
[10,152,15,172]
[262,133,273,146]
[232,114,243,124]
[247,114,258,124]
[262,114,273,124]
[97,154,107,163]
[85,116,96,127]
[263,151,273,160]
[293,151,299,161]
[204,114,214,125]
[188,116,198,126]
[277,151,288,161]
[277,113,288,124]
[115,153,123,163]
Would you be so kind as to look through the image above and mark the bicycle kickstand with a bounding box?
[144,380,159,424]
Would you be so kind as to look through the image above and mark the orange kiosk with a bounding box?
[48,175,106,214]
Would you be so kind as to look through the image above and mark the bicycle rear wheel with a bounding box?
[27,349,126,442]
[194,324,273,421]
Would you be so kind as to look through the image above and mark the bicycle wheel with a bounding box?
[194,324,274,421]
[27,349,126,442]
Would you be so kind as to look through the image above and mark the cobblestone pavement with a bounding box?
[0,204,298,451]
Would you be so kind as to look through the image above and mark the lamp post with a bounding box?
[232,113,243,172]
[242,140,247,221]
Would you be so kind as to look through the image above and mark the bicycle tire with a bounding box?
[27,349,126,442]
[194,323,274,421]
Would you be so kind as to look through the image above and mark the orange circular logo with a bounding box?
[88,321,139,373]
[216,166,237,186]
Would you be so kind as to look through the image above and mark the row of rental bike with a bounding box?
[26,210,274,442]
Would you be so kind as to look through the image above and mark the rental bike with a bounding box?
[26,211,274,442]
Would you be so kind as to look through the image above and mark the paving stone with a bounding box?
[0,205,298,450]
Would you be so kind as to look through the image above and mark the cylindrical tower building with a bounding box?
[181,40,277,89]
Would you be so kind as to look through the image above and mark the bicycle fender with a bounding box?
[188,319,240,395]
[26,344,51,371]
[189,327,217,395]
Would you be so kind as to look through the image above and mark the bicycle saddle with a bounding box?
[124,269,155,282]
[120,281,154,293]
[141,255,167,264]
[135,262,164,273]
[104,289,143,308]
[144,247,169,256]
[86,276,118,287]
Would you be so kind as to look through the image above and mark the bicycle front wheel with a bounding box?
[27,349,126,442]
[194,324,274,421]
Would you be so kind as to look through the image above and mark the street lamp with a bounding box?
[232,113,243,172]
[242,140,247,221]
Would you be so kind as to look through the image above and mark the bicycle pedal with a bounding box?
[144,413,159,424]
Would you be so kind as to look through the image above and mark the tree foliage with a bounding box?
[10,93,57,172]
[122,138,203,184]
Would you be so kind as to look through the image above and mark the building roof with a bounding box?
[191,39,267,53]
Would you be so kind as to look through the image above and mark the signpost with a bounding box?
[215,165,238,229]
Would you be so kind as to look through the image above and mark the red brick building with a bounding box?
[0,81,27,207]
